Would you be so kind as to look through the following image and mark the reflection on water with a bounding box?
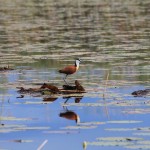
[0,0,150,150]
[63,96,83,103]
[59,108,80,124]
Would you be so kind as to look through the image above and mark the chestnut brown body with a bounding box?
[59,65,77,75]
[59,111,80,123]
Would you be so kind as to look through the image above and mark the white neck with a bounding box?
[75,60,80,70]
[76,115,80,124]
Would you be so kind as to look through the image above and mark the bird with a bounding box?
[59,58,81,85]
[59,110,80,124]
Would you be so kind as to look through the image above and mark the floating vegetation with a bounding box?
[17,80,86,96]
[43,97,58,102]
[9,139,33,143]
[44,130,79,134]
[0,124,26,133]
[62,100,140,107]
[0,116,32,121]
[105,128,137,131]
[79,121,105,126]
[125,145,150,149]
[107,120,142,124]
[138,141,150,145]
[0,124,50,133]
[15,126,50,131]
[62,125,97,130]
[132,89,150,97]
[83,137,144,149]
[0,66,14,71]
[122,108,150,114]
[96,137,143,142]
[134,133,150,136]
[105,127,150,132]
[86,141,132,146]
[40,83,60,94]
[23,101,53,105]
[62,102,104,107]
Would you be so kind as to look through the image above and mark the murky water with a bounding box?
[0,0,150,150]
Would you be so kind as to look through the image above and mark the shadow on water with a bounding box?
[0,0,150,150]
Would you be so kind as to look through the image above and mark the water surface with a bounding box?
[0,0,150,150]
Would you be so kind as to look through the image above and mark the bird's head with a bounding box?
[75,58,81,68]
[76,115,80,124]
[76,58,81,63]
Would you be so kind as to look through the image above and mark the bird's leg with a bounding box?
[64,97,70,104]
[63,75,69,85]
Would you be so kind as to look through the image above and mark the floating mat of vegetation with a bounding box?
[62,125,97,130]
[82,137,149,149]
[79,121,105,126]
[134,133,150,136]
[0,139,33,143]
[122,108,150,114]
[43,130,79,134]
[86,141,132,146]
[0,124,50,133]
[105,127,150,132]
[125,145,150,149]
[96,137,143,141]
[62,100,140,107]
[0,116,32,121]
[107,120,142,124]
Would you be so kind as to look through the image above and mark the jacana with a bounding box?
[59,58,81,85]
[59,110,80,124]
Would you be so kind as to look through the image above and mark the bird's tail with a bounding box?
[59,113,65,117]
[58,70,63,73]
